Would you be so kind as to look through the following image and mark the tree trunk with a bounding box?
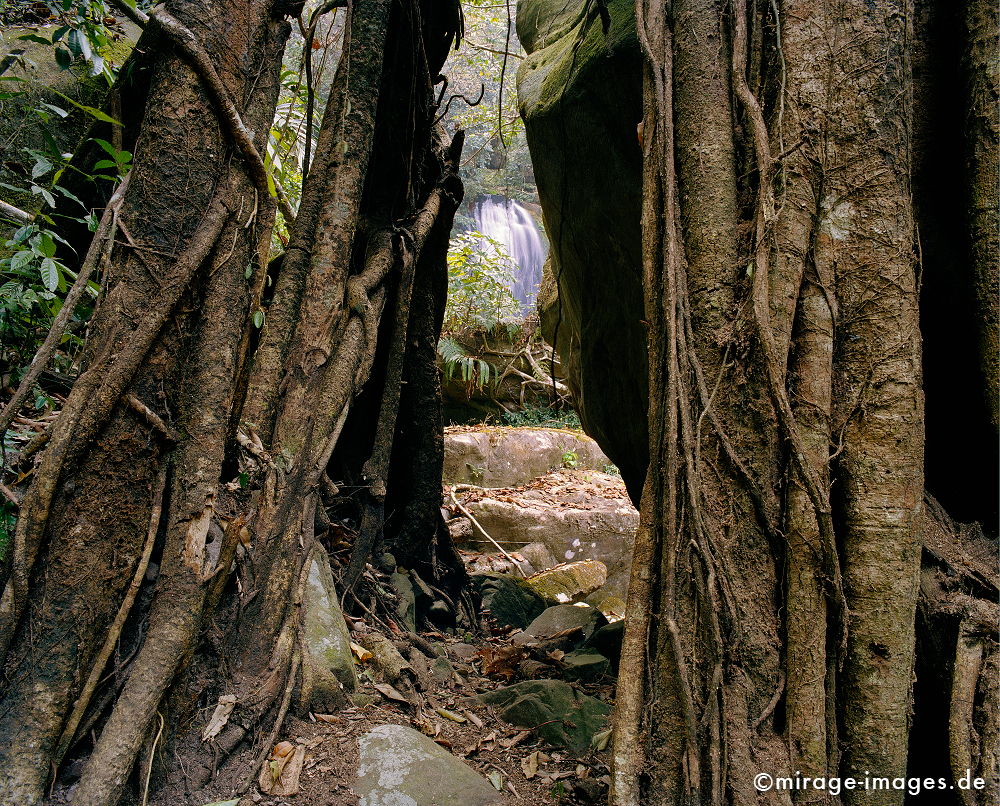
[612,1,958,804]
[0,2,463,804]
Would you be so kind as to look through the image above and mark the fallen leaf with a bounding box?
[591,727,612,751]
[434,707,466,723]
[373,682,409,704]
[576,764,588,778]
[521,751,539,779]
[201,694,237,742]
[312,713,338,723]
[488,770,504,791]
[259,743,306,796]
[201,800,240,806]
[462,709,483,728]
[434,736,453,749]
[350,641,373,662]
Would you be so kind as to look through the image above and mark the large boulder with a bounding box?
[456,470,638,599]
[479,679,611,751]
[443,426,611,487]
[355,724,503,806]
[516,0,647,502]
[471,572,547,629]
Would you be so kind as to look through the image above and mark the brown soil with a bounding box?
[144,630,613,806]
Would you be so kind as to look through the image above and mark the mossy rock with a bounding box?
[479,679,611,750]
[523,559,607,603]
[471,571,547,629]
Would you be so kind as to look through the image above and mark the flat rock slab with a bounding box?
[356,724,503,806]
[443,427,610,488]
[514,603,606,644]
[479,680,611,751]
[455,470,638,600]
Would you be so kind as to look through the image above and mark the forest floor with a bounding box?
[149,623,614,806]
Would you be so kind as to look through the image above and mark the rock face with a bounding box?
[355,724,503,806]
[443,427,612,487]
[301,552,357,709]
[479,679,611,751]
[457,470,638,600]
[516,0,647,502]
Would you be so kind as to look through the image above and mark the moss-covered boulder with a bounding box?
[471,571,547,628]
[523,559,607,603]
[479,679,611,750]
[516,0,646,502]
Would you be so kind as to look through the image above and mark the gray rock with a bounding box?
[457,470,638,601]
[472,572,547,629]
[583,619,625,671]
[301,553,357,709]
[431,655,456,685]
[479,680,611,751]
[514,603,606,645]
[443,427,611,488]
[519,541,557,571]
[356,724,503,806]
[560,650,611,682]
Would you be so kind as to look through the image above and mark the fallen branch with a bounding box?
[448,489,526,577]
[0,200,31,224]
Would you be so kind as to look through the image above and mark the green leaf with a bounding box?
[37,232,56,258]
[93,159,117,170]
[39,258,60,292]
[54,47,73,70]
[31,156,53,179]
[252,309,264,329]
[11,251,33,270]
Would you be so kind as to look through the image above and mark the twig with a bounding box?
[142,711,165,806]
[126,394,180,443]
[0,483,19,508]
[448,489,526,577]
[243,648,301,793]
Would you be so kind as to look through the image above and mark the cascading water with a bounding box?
[473,196,547,314]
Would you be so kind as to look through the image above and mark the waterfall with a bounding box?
[473,196,546,314]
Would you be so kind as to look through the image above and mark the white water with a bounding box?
[473,196,547,314]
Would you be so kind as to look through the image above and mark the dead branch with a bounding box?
[0,200,31,224]
[448,489,526,577]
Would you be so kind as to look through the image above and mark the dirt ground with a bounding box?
[147,628,614,806]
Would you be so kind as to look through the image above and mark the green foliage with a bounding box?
[561,449,578,468]
[437,335,494,391]
[500,404,581,430]
[443,229,521,331]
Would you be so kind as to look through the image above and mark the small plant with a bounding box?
[443,229,521,332]
[437,335,495,392]
[603,463,621,477]
[561,450,578,469]
[500,405,581,430]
